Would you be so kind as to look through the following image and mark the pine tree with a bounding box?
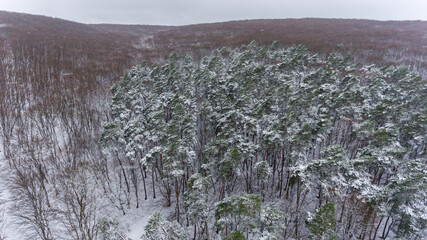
[97,217,124,240]
[306,201,338,240]
[141,212,188,240]
[215,193,261,238]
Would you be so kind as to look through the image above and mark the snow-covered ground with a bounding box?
[123,197,169,240]
[120,196,170,239]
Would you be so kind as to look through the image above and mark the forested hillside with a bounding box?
[0,11,426,239]
[100,42,426,239]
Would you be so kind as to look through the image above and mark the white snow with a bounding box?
[121,196,172,240]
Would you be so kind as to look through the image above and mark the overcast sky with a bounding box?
[1,0,426,25]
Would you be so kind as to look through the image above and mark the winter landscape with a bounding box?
[0,1,426,240]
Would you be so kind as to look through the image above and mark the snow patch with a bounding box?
[120,196,172,240]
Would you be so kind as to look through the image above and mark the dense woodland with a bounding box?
[0,11,426,240]
[100,42,426,239]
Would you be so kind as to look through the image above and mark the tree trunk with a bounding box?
[137,155,148,200]
[373,216,383,240]
[279,148,285,197]
[174,177,180,223]
[152,166,156,199]
[368,212,377,240]
[382,216,391,239]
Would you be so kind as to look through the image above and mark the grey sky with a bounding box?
[1,0,426,25]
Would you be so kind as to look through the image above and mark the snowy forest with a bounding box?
[98,42,426,239]
[0,12,426,240]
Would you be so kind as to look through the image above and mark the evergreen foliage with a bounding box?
[306,202,338,240]
[102,41,427,239]
[215,193,261,236]
[97,217,123,240]
[222,230,246,240]
[141,212,188,240]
